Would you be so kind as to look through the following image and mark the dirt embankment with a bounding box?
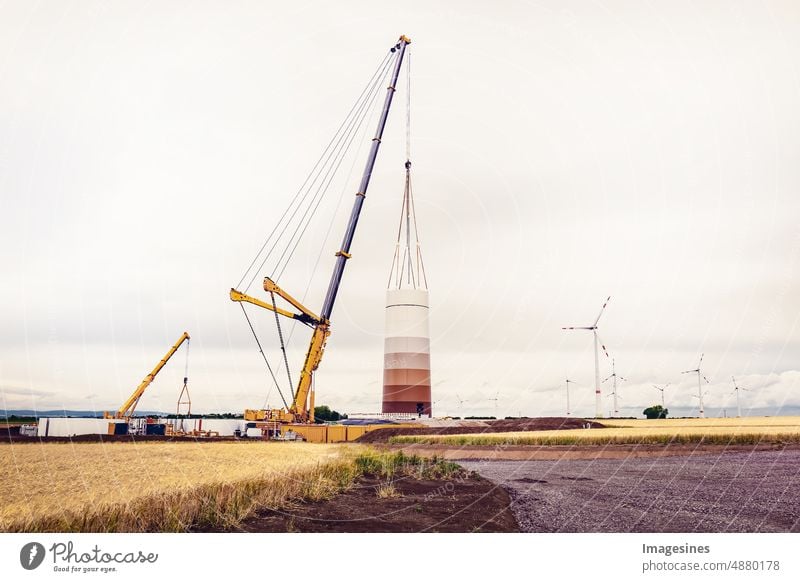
[201,469,518,533]
[357,417,604,443]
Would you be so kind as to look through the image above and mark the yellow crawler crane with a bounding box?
[230,35,411,427]
[104,331,190,419]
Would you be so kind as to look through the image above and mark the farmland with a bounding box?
[388,416,800,446]
[0,440,356,532]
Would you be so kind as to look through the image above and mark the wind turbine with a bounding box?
[455,393,468,417]
[481,382,500,418]
[563,296,611,418]
[602,358,626,417]
[682,354,710,418]
[652,383,669,410]
[731,376,750,418]
[564,377,576,417]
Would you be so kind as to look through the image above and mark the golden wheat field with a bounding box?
[0,441,355,532]
[390,416,800,446]
[603,416,800,429]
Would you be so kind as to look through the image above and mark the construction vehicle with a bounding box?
[230,35,411,428]
[104,331,190,420]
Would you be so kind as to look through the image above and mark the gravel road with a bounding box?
[460,450,800,532]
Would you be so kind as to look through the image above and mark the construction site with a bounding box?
[2,4,800,542]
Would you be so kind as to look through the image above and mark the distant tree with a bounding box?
[643,405,668,419]
[314,405,343,423]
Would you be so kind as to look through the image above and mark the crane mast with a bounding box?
[230,35,410,424]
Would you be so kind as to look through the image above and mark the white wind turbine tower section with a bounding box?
[682,354,710,419]
[603,358,626,417]
[563,296,611,418]
[731,376,750,418]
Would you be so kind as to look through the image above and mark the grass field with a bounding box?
[0,441,457,532]
[0,441,356,532]
[389,416,800,446]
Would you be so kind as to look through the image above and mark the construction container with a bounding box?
[282,424,325,442]
[382,288,432,416]
[144,423,166,436]
[38,418,128,437]
[326,424,347,442]
[345,425,368,441]
[245,427,262,438]
[108,422,129,435]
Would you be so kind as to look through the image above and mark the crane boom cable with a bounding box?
[409,175,428,288]
[266,68,387,281]
[405,49,411,162]
[270,290,294,399]
[272,57,393,280]
[280,63,391,349]
[388,47,426,290]
[183,337,190,380]
[254,53,394,287]
[319,39,409,319]
[237,50,394,291]
[239,304,289,409]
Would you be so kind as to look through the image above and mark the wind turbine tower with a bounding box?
[486,387,500,418]
[682,354,710,419]
[731,376,749,418]
[652,383,669,409]
[455,394,468,417]
[603,358,626,417]
[563,296,611,418]
[565,377,576,417]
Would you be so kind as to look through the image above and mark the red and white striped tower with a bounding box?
[382,153,431,416]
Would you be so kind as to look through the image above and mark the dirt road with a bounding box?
[461,449,800,532]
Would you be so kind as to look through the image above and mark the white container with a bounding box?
[37,417,127,437]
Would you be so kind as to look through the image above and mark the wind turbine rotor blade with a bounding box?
[592,296,611,327]
[619,376,627,382]
[698,353,704,367]
[602,375,612,383]
[596,334,610,358]
[703,376,711,384]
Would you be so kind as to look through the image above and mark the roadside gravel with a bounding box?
[461,449,800,532]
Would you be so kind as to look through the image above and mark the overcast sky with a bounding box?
[1,1,799,418]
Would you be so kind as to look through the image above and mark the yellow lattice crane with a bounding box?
[104,331,190,419]
[230,35,411,426]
